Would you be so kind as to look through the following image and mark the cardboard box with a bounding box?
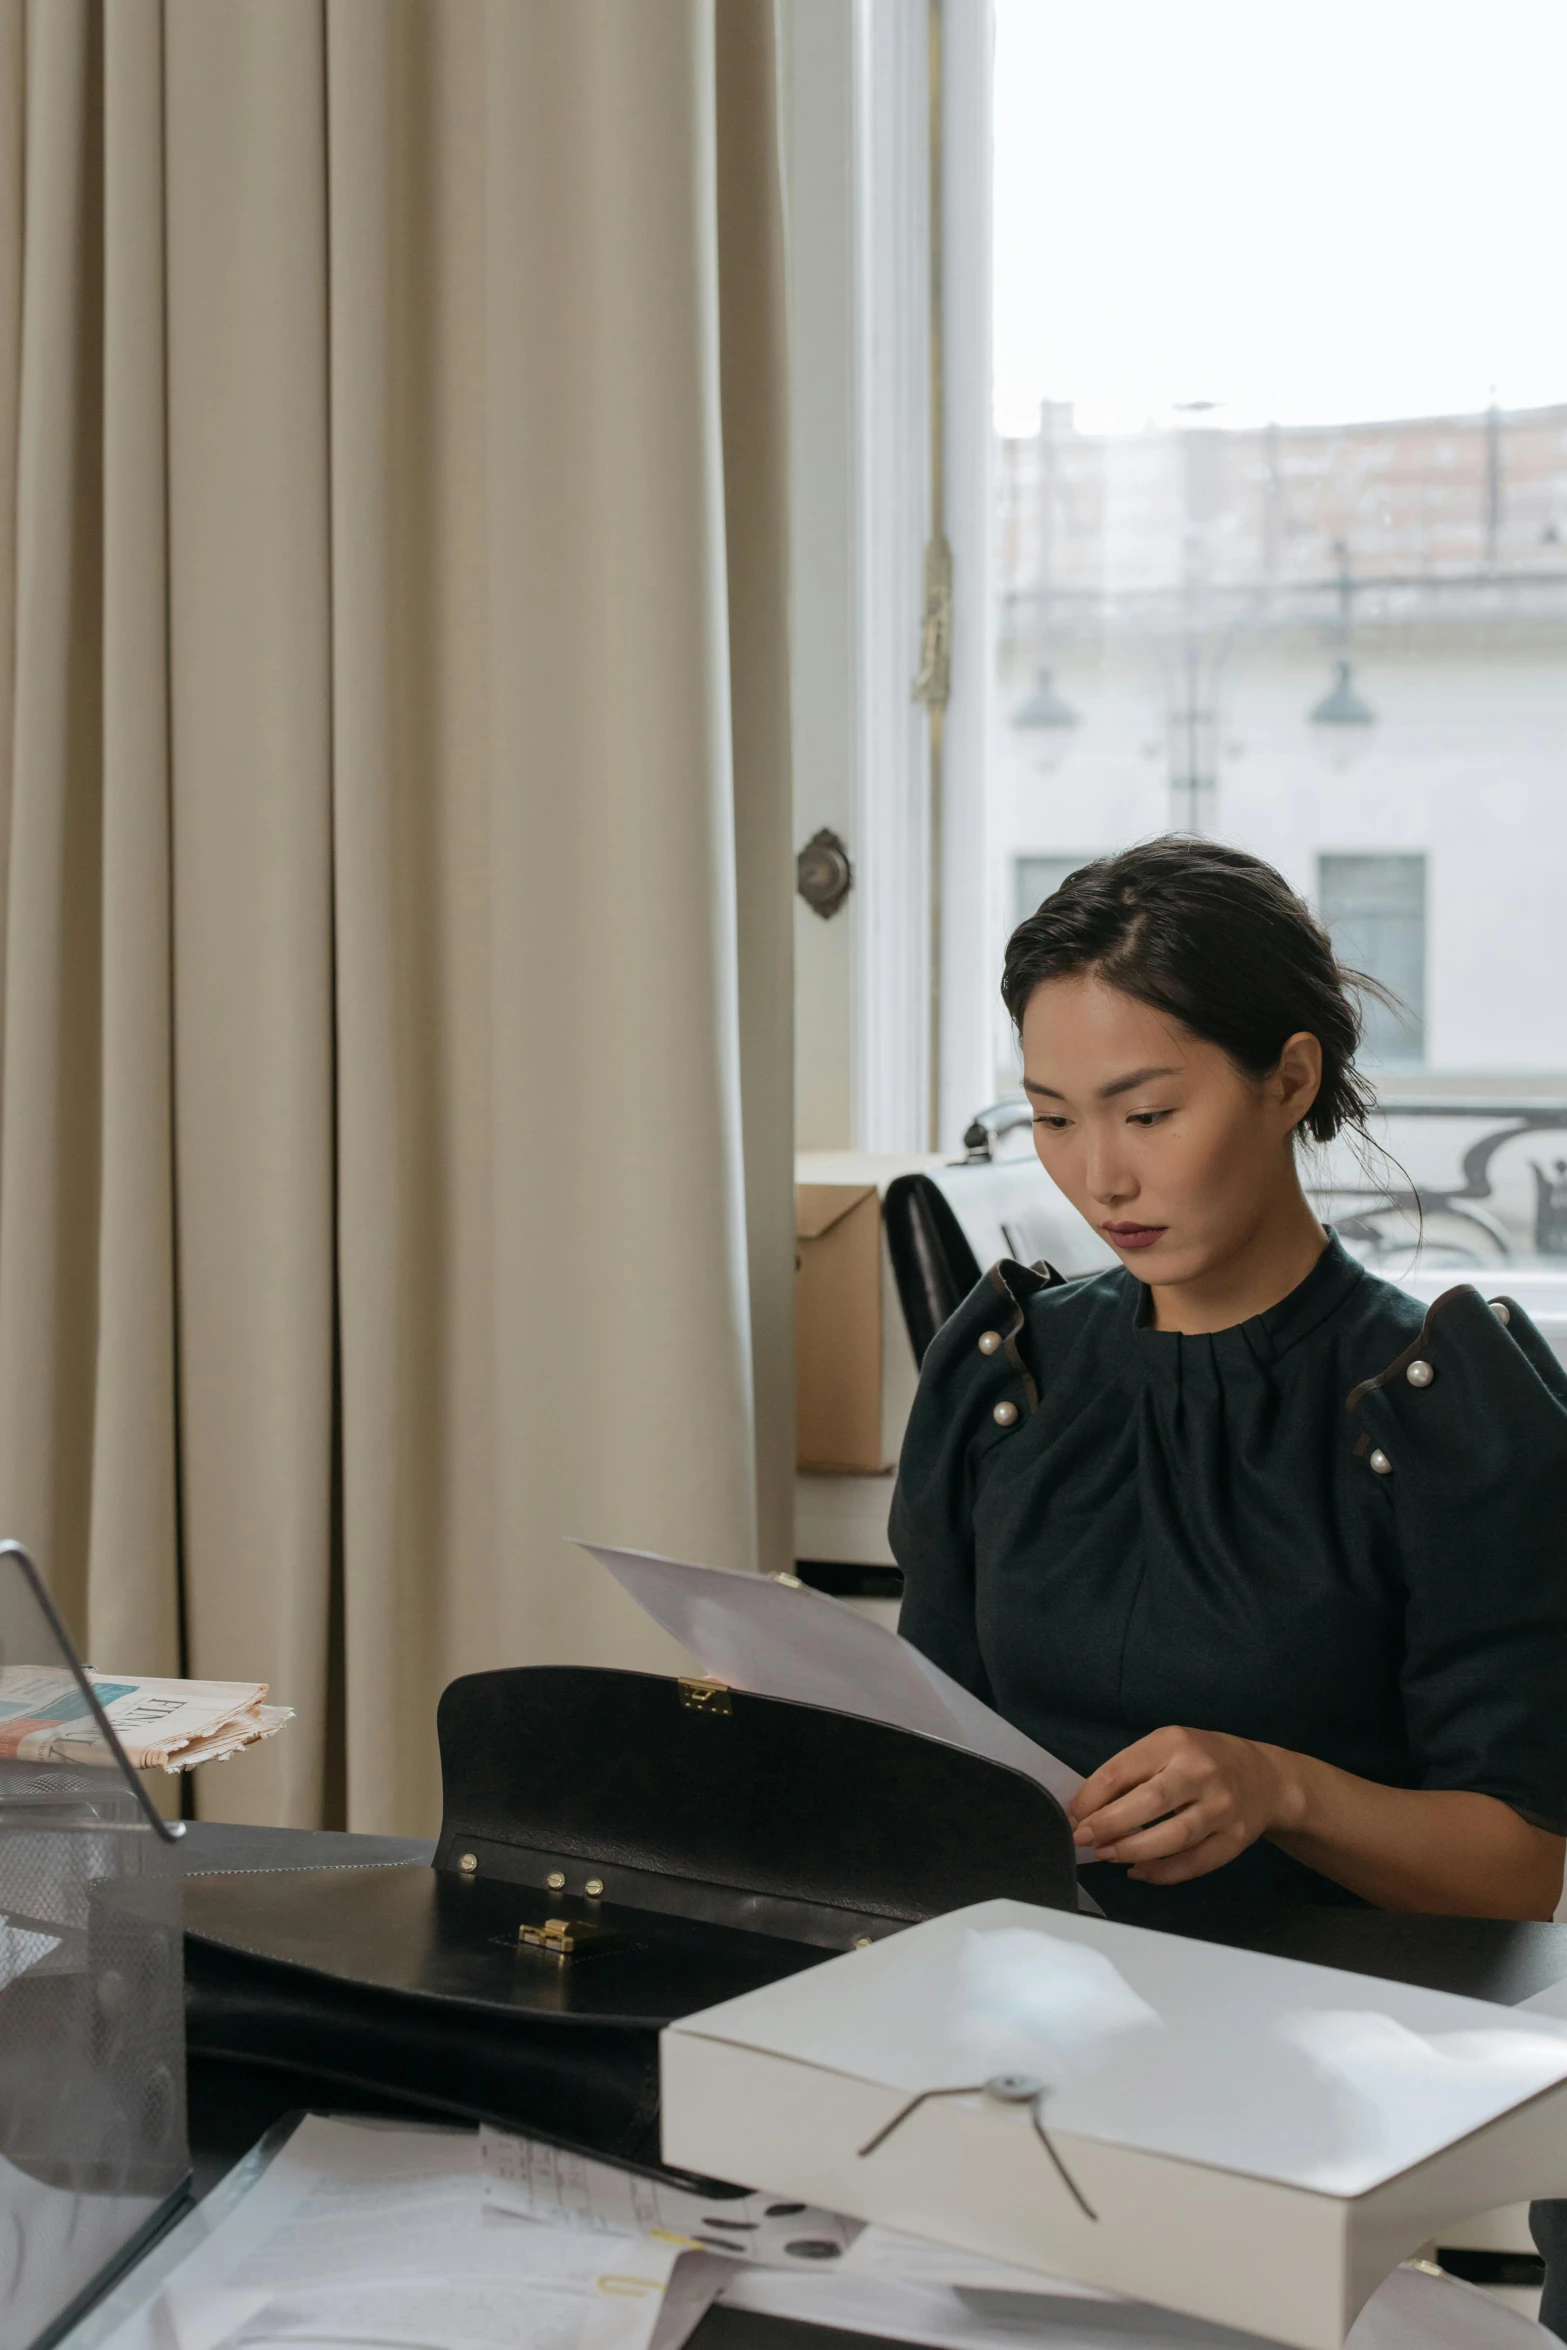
[795,1184,884,1473]
[662,1898,1567,2350]
[793,1160,928,1491]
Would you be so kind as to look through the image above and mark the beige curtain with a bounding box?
[0,0,793,1834]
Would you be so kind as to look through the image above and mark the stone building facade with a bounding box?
[990,403,1567,1092]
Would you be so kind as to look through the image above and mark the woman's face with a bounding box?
[1018,971,1321,1288]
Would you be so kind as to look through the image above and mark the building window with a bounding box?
[1317,855,1427,1068]
[1012,853,1103,931]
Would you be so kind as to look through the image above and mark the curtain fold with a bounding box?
[90,0,178,1682]
[165,0,338,1827]
[0,0,106,1655]
[714,0,794,1586]
[0,0,792,1835]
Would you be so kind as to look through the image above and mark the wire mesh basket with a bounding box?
[0,1543,188,2350]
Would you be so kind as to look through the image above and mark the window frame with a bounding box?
[781,0,995,1154]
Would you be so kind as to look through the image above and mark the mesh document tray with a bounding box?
[184,1664,1078,2168]
[0,1543,188,2350]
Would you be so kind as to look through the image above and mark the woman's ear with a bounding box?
[1275,1030,1323,1131]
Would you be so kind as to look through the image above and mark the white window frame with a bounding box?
[781,0,994,1156]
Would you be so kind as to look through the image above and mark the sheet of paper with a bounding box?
[1520,1974,1567,2020]
[0,2146,165,2350]
[839,2224,1118,2299]
[579,1542,1083,1809]
[478,2128,859,2264]
[91,2120,694,2350]
[717,2265,1136,2350]
[717,2260,1546,2349]
[645,2255,728,2350]
[74,2116,1541,2350]
[0,1916,58,1989]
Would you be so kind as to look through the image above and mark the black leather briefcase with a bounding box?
[184,1664,1078,2175]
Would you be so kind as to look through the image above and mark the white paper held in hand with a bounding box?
[576,1543,1083,1811]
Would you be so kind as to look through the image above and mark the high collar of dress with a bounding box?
[1130,1229,1366,1363]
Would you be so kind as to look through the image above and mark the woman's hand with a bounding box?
[1069,1730,1565,1912]
[1068,1726,1301,1885]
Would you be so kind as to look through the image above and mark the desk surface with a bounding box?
[178,1820,434,1876]
[179,1822,435,2193]
[177,1823,1567,2190]
[178,1819,1567,2002]
[109,1825,1567,2350]
[178,1820,1567,2186]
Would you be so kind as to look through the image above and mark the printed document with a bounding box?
[90,2119,701,2350]
[478,2127,858,2263]
[580,1542,1083,1808]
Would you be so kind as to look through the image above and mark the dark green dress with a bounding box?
[891,1233,1567,1920]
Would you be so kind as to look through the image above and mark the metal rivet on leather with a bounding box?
[978,1330,1002,1355]
[992,1400,1018,1428]
[458,1852,478,1874]
[1490,1300,1511,1325]
[1369,1448,1393,1476]
[585,1878,604,1897]
[1406,1360,1434,1388]
[546,1870,566,1890]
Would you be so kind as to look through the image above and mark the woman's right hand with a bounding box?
[1068,1724,1300,1885]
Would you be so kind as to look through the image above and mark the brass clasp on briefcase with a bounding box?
[517,1915,622,1962]
[678,1677,732,1716]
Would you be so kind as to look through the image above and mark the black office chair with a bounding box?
[883,1175,984,1368]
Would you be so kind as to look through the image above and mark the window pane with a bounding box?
[989,0,1567,1109]
[1317,854,1427,1068]
[1013,853,1102,931]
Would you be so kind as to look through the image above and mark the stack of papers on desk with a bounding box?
[476,2125,858,2263]
[88,2119,696,2350]
[78,2115,1551,2350]
[714,2256,1551,2350]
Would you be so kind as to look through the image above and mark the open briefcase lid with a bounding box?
[182,1667,1080,2167]
[182,1664,1081,2033]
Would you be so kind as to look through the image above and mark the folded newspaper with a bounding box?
[0,1666,292,1773]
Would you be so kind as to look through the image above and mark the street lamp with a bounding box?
[1308,542,1377,770]
[1010,665,1080,776]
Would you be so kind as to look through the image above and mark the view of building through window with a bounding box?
[988,0,1567,1104]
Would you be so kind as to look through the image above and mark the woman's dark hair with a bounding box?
[1001,837,1385,1147]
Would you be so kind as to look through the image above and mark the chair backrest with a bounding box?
[884,1165,1114,1365]
[883,1176,982,1366]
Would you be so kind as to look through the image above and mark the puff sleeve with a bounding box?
[890,1261,1050,1706]
[1346,1286,1567,1834]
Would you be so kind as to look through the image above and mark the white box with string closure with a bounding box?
[660,1898,1567,2350]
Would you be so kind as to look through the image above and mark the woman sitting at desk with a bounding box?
[893,837,1567,1923]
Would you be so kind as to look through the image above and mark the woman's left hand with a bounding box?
[1068,1726,1300,1884]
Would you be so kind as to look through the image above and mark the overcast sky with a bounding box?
[993,0,1567,438]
